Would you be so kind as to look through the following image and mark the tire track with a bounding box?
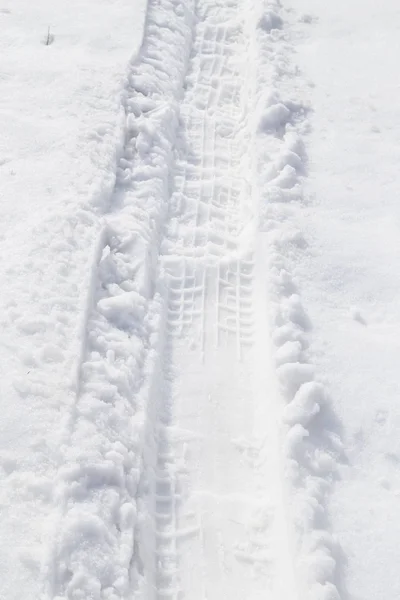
[40,0,315,597]
[149,0,295,598]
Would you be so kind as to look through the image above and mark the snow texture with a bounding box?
[1,0,398,599]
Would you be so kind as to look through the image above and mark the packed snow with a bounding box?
[1,0,400,599]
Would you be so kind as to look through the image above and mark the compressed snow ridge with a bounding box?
[41,0,194,597]
[253,2,343,599]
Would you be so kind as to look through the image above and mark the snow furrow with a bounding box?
[147,0,296,598]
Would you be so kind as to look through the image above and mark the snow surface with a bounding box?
[1,0,400,599]
[286,1,400,599]
[0,1,145,599]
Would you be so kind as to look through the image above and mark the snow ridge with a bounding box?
[253,2,343,599]
[41,0,195,598]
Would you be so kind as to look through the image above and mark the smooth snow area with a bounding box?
[286,1,400,599]
[0,0,400,599]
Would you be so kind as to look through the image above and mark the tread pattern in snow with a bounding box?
[41,0,343,598]
[148,2,282,599]
[161,0,255,359]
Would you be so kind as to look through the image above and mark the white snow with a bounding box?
[0,1,146,599]
[284,1,400,599]
[1,0,400,598]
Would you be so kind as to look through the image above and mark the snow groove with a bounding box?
[40,0,342,598]
[146,0,295,598]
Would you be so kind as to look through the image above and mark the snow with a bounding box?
[284,1,400,599]
[0,1,146,599]
[1,0,400,598]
